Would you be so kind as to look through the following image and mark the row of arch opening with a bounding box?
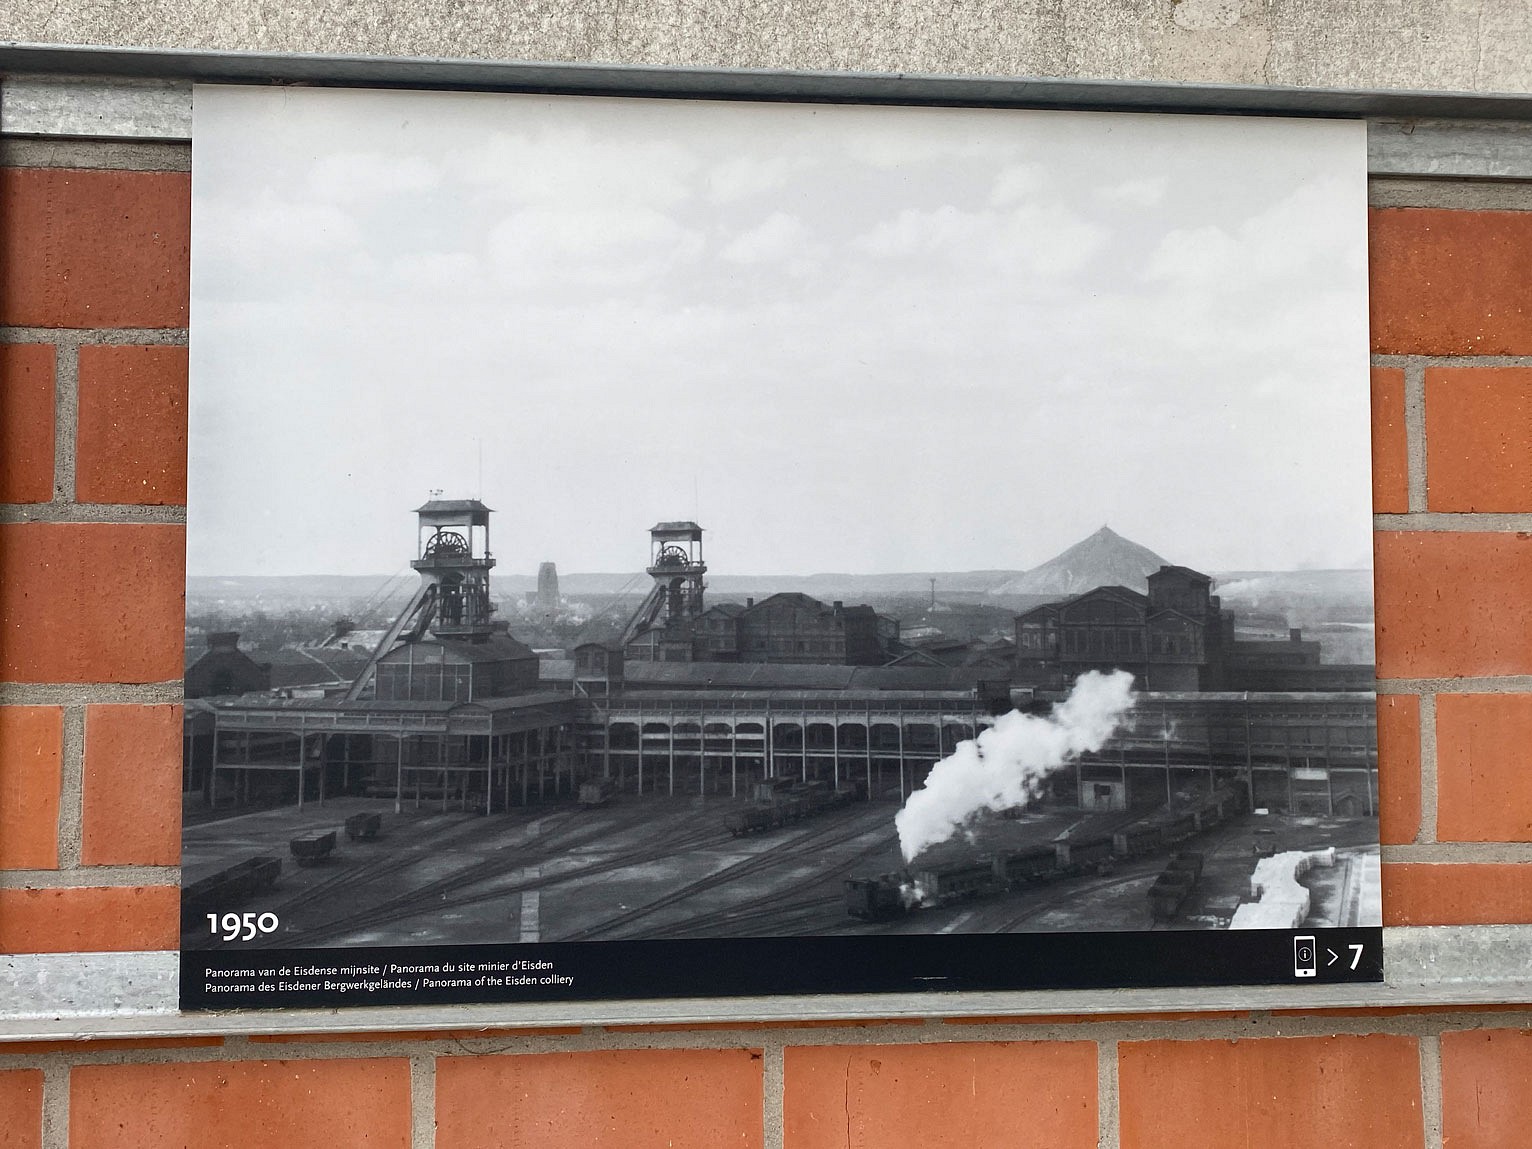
[603,720,976,752]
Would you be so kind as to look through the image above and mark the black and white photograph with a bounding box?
[181,85,1381,1008]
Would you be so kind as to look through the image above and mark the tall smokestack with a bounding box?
[536,562,560,613]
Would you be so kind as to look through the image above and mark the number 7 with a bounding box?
[1348,944,1364,970]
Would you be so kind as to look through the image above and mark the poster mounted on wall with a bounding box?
[181,82,1382,1011]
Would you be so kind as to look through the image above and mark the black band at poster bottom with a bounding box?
[182,927,1382,1011]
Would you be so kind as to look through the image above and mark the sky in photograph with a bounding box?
[189,86,1371,579]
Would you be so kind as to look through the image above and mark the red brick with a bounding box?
[0,886,178,952]
[1370,208,1532,355]
[0,344,56,503]
[1384,863,1532,925]
[79,704,181,866]
[1371,366,1409,514]
[0,1069,43,1149]
[1425,367,1532,512]
[1441,1029,1532,1149]
[1435,693,1532,841]
[0,523,183,683]
[436,1049,763,1149]
[0,707,63,870]
[1375,531,1532,679]
[786,1042,1096,1149]
[0,168,190,330]
[1377,694,1421,844]
[1119,1034,1423,1149]
[74,345,188,505]
[71,1059,410,1149]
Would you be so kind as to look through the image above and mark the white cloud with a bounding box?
[719,212,816,270]
[387,251,480,292]
[1141,224,1241,285]
[193,192,366,295]
[450,128,697,211]
[988,163,1042,207]
[842,109,1020,169]
[856,202,1107,279]
[1144,176,1363,287]
[1095,176,1168,207]
[309,152,440,203]
[487,205,704,289]
[705,155,804,204]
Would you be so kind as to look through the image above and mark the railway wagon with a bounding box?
[724,780,863,836]
[1115,784,1248,858]
[751,778,797,802]
[1147,851,1205,921]
[846,783,1250,922]
[1114,812,1197,858]
[1055,833,1116,872]
[578,777,617,808]
[994,844,1057,885]
[289,830,336,866]
[844,875,907,920]
[1194,784,1248,829]
[907,859,998,904]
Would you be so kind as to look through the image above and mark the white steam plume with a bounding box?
[894,669,1137,863]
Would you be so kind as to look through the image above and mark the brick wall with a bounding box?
[3,133,1531,1147]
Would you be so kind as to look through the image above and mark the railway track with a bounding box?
[188,809,562,950]
[670,823,902,938]
[981,819,1253,935]
[238,808,640,948]
[263,804,735,947]
[556,807,894,942]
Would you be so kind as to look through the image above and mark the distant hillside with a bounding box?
[988,526,1170,596]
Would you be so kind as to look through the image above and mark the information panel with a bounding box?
[181,85,1381,1009]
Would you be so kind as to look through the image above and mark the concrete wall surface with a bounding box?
[4,0,1532,94]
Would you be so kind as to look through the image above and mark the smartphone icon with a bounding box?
[1293,934,1317,978]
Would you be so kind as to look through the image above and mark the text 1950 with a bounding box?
[207,912,279,941]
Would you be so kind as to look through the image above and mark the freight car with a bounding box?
[725,779,865,836]
[289,830,336,866]
[578,777,617,808]
[846,784,1248,920]
[1147,851,1204,921]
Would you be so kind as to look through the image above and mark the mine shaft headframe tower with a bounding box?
[413,499,497,639]
[342,498,499,701]
[637,520,707,628]
[648,521,707,623]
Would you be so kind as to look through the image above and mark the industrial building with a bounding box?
[185,501,1379,820]
[620,522,894,665]
[1013,565,1372,692]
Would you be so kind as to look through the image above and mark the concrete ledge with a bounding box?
[0,75,191,139]
[7,43,1532,127]
[8,63,1532,183]
[3,925,1530,1040]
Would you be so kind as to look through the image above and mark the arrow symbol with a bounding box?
[1326,949,1340,966]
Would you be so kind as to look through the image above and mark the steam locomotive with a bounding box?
[845,783,1248,920]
